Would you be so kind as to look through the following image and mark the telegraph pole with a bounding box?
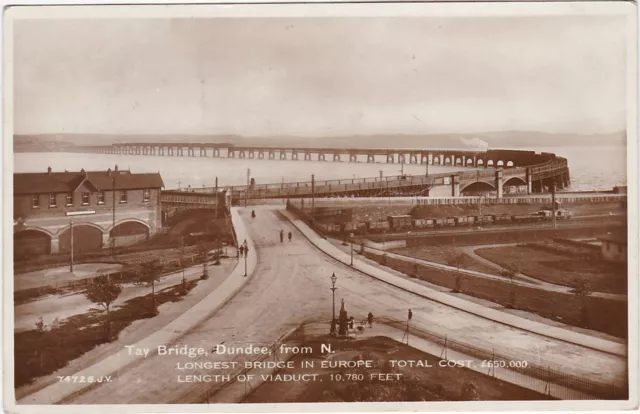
[214,176,218,218]
[245,168,250,208]
[551,181,557,229]
[69,220,74,272]
[311,174,315,220]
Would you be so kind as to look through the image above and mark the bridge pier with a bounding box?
[398,154,406,164]
[178,147,184,157]
[280,150,287,160]
[269,151,275,160]
[333,154,341,162]
[319,153,326,161]
[228,149,235,158]
[304,152,311,161]
[451,174,461,197]
[239,151,246,159]
[525,168,533,194]
[292,152,298,160]
[213,148,220,157]
[188,147,195,157]
[386,154,394,163]
[249,150,255,159]
[367,154,375,163]
[159,146,164,156]
[410,154,418,164]
[349,154,357,162]
[142,146,148,155]
[168,147,174,156]
[200,147,207,157]
[495,169,504,199]
[258,151,264,159]
[135,146,141,155]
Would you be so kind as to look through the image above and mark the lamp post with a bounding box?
[350,238,354,267]
[243,239,248,277]
[330,273,337,335]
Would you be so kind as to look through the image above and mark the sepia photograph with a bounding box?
[3,2,638,412]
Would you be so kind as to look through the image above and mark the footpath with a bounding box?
[280,209,626,357]
[18,208,258,405]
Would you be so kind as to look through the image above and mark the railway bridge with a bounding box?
[70,145,570,203]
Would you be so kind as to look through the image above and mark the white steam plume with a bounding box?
[460,137,489,149]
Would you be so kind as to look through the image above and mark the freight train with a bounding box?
[317,209,572,235]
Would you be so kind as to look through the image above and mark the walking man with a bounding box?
[288,231,292,242]
[239,245,245,257]
[367,312,373,328]
[280,230,284,243]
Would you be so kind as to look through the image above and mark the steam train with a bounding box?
[318,209,572,235]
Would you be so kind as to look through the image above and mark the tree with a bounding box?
[84,275,123,340]
[446,252,467,293]
[138,259,164,315]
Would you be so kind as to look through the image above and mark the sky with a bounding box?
[13,15,628,137]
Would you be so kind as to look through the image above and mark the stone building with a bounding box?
[13,166,164,257]
[599,233,627,263]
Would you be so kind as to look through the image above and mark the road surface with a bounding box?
[42,207,624,404]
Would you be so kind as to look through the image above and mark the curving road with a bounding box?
[51,207,625,404]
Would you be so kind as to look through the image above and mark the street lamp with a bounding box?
[330,273,337,335]
[243,239,248,277]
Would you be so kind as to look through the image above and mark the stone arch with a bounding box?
[503,177,527,187]
[14,228,52,258]
[487,160,495,167]
[106,218,150,233]
[506,160,514,167]
[466,158,474,166]
[109,220,150,247]
[460,181,496,194]
[497,160,504,167]
[444,157,452,165]
[58,224,104,254]
[455,158,463,166]
[433,156,440,165]
[477,159,484,166]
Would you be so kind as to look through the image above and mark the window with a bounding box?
[49,193,57,208]
[143,189,150,202]
[82,192,90,206]
[32,195,40,208]
[97,191,105,204]
[120,191,127,204]
[65,193,73,206]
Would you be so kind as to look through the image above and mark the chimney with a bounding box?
[47,166,52,175]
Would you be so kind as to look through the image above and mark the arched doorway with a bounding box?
[461,181,496,196]
[14,229,51,260]
[110,221,150,247]
[59,224,104,254]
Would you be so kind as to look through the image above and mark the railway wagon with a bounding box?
[442,217,456,227]
[511,214,545,224]
[367,221,390,233]
[492,214,512,224]
[388,215,413,230]
[474,215,494,225]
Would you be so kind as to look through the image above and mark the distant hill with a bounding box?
[13,131,626,152]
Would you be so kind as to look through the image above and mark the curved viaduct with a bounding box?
[73,145,570,202]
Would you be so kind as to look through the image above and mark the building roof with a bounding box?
[598,233,627,245]
[14,169,164,195]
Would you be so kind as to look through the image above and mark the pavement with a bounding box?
[16,206,627,405]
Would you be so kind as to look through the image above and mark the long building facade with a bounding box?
[13,166,164,257]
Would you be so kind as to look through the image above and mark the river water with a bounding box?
[13,146,626,192]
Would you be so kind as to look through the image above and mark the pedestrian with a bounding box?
[288,231,292,242]
[251,210,256,218]
[239,245,244,257]
[367,312,373,328]
[349,317,354,331]
[244,245,249,257]
[280,230,284,243]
